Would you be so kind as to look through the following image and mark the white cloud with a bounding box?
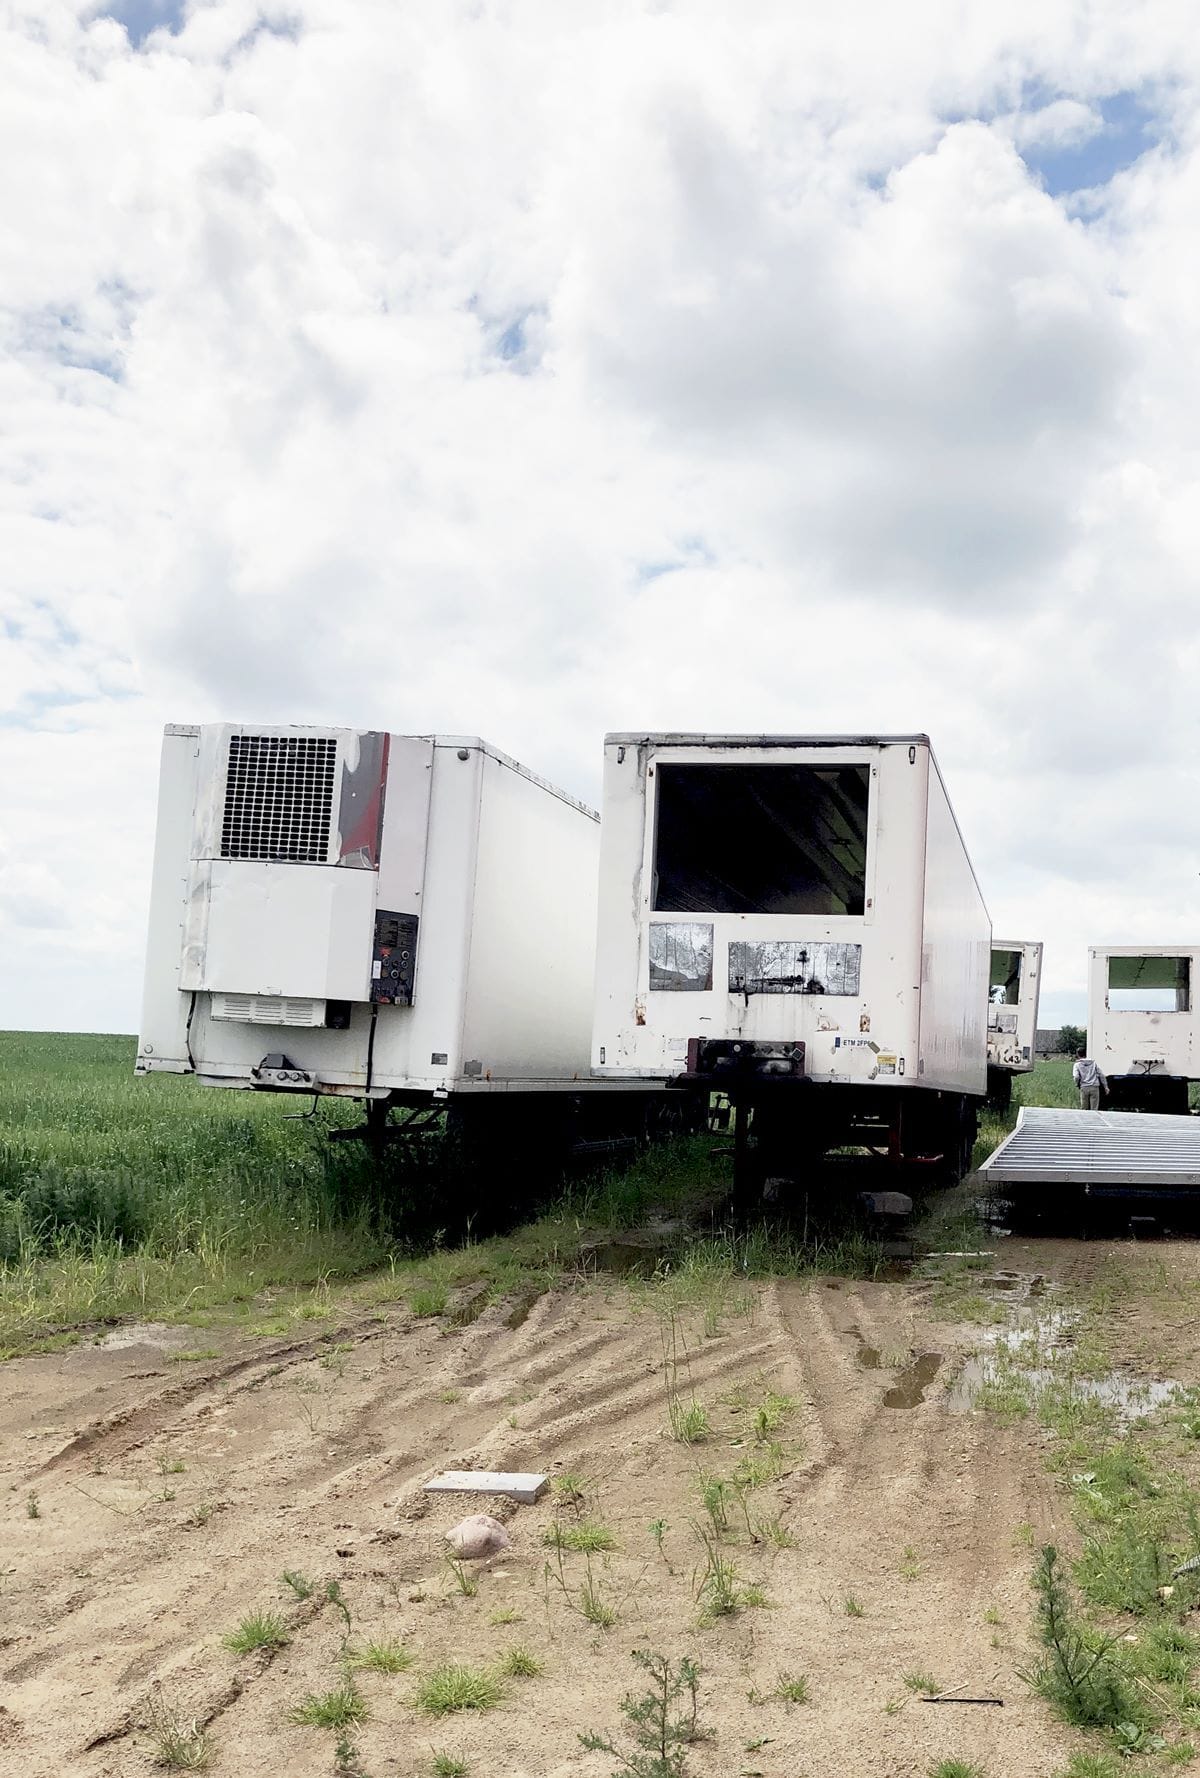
[2,0,1200,1033]
[1009,98,1103,149]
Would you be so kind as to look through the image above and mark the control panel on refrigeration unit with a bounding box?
[370,911,419,1005]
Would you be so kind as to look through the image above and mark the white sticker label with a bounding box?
[371,960,382,980]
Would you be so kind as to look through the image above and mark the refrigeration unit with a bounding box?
[591,733,991,1191]
[986,939,1043,1110]
[138,724,659,1148]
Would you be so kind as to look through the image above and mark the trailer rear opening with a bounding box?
[1089,945,1199,1114]
[593,733,990,1200]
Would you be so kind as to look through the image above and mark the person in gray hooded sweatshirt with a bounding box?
[1072,1050,1107,1111]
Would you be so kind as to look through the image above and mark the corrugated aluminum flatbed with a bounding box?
[982,1106,1200,1193]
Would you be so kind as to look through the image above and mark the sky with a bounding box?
[3,1,1200,1036]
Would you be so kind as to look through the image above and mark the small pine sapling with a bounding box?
[580,1649,704,1777]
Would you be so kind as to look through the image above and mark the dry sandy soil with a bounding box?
[4,1233,1198,1778]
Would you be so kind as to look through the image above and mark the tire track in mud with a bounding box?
[28,1313,413,1479]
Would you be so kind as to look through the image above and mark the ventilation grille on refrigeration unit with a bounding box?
[220,734,336,863]
[211,993,326,1027]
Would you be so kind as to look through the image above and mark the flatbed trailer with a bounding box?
[981,1105,1200,1219]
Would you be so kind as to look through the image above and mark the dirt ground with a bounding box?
[5,1232,1199,1778]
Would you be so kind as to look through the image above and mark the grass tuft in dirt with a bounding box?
[25,1489,39,1519]
[543,1519,617,1553]
[497,1645,544,1678]
[775,1671,809,1703]
[843,1594,865,1617]
[580,1648,704,1776]
[409,1286,449,1318]
[444,1555,479,1598]
[903,1670,940,1695]
[1051,1757,1122,1778]
[344,1638,414,1674]
[691,1525,766,1621]
[289,1682,369,1728]
[928,1763,986,1778]
[669,1399,710,1444]
[147,1695,212,1770]
[429,1757,469,1778]
[221,1610,289,1654]
[414,1665,503,1716]
[280,1569,315,1600]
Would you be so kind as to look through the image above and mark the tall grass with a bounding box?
[0,1032,397,1349]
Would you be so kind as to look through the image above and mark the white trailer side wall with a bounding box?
[1088,945,1200,1079]
[138,727,203,1074]
[458,748,599,1082]
[916,756,990,1096]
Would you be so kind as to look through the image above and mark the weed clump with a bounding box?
[289,1683,369,1728]
[543,1520,617,1553]
[669,1399,710,1444]
[221,1611,289,1654]
[344,1638,414,1674]
[415,1665,503,1715]
[498,1645,544,1678]
[146,1694,212,1770]
[580,1648,704,1776]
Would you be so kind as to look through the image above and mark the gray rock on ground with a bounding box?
[446,1513,511,1559]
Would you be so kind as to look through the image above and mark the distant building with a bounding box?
[1035,1028,1062,1058]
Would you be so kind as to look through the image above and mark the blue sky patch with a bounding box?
[95,0,187,48]
[1020,89,1162,195]
[497,318,527,361]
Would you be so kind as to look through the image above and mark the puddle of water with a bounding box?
[946,1304,1179,1422]
[981,1272,1046,1298]
[883,1352,943,1408]
[504,1290,542,1330]
[583,1239,673,1277]
[446,1286,491,1328]
[947,1356,1178,1422]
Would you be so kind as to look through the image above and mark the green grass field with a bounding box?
[0,1033,1078,1356]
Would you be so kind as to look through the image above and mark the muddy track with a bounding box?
[0,1255,1122,1778]
[30,1311,405,1479]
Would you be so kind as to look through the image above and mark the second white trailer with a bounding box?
[1088,944,1200,1114]
[592,733,990,1191]
[986,939,1043,1111]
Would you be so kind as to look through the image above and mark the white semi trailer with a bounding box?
[986,939,1043,1111]
[591,733,990,1193]
[138,723,665,1155]
[1088,944,1200,1114]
